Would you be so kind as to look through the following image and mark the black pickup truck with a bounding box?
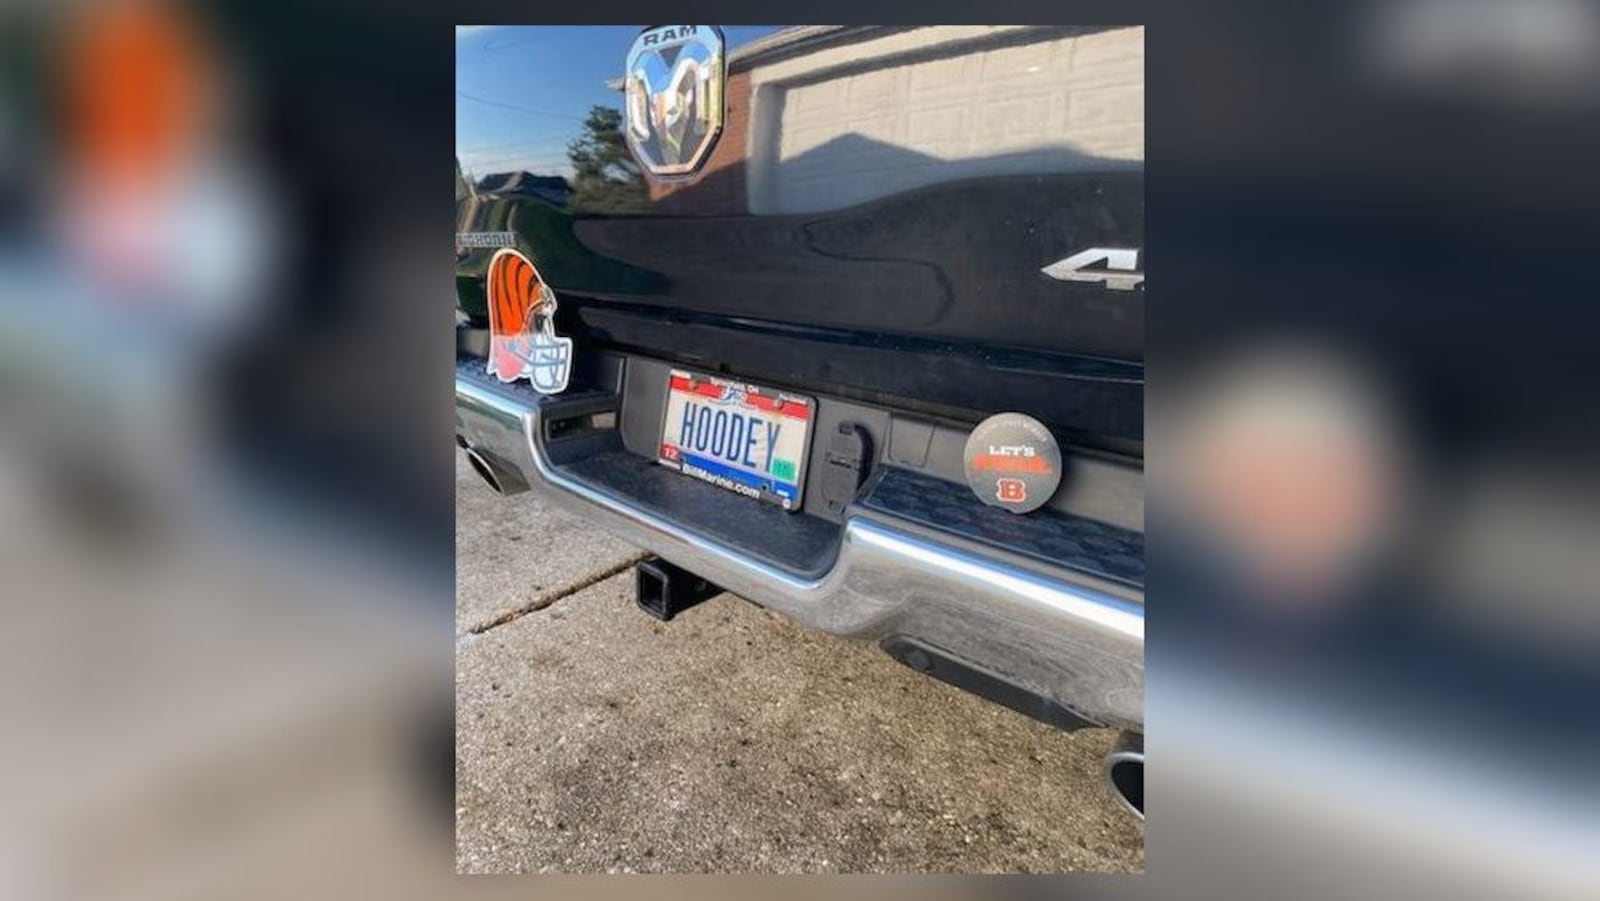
[455,25,1144,817]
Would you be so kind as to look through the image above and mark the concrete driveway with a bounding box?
[455,452,1143,873]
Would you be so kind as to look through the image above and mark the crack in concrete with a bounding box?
[464,552,648,635]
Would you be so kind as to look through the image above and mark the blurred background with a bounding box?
[1150,2,1600,897]
[0,2,458,899]
[3,1,1600,899]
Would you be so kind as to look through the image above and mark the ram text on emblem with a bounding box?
[624,25,725,177]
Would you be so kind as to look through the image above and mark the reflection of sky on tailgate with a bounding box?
[455,25,785,181]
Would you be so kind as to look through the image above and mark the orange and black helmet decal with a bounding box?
[487,248,549,338]
[484,248,572,393]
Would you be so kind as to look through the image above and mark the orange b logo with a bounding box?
[996,479,1027,503]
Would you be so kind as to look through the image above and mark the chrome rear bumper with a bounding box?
[456,373,1144,729]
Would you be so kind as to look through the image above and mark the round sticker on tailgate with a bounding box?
[962,413,1063,514]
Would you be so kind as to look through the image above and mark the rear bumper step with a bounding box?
[456,367,1143,729]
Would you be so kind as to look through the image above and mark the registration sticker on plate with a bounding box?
[657,369,813,511]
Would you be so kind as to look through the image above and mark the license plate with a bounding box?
[657,369,813,511]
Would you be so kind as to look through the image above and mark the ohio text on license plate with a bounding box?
[658,369,813,511]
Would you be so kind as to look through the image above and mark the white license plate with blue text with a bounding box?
[657,369,813,511]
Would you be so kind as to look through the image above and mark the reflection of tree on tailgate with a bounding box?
[567,106,646,214]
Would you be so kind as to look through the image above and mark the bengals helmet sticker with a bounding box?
[962,413,1064,514]
[485,248,573,395]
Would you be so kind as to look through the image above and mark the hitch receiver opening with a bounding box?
[635,557,721,621]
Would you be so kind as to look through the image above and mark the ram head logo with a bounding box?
[623,25,725,178]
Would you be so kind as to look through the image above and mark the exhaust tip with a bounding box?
[463,448,504,494]
[462,446,528,495]
[1105,730,1144,820]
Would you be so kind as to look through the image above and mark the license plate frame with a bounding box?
[656,368,814,512]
